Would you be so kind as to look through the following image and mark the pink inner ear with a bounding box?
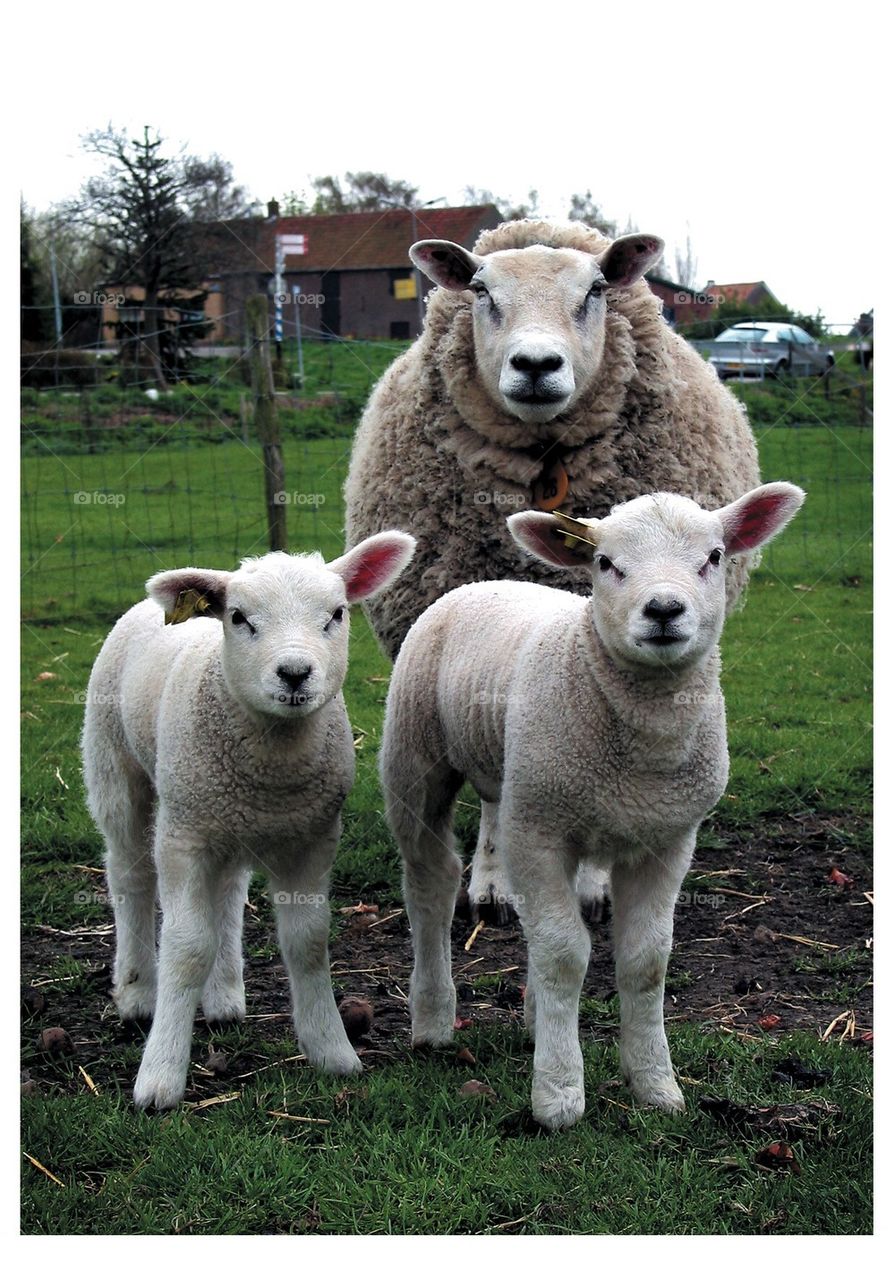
[726,493,790,553]
[343,544,403,601]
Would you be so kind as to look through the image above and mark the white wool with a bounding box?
[380,484,803,1130]
[82,533,415,1110]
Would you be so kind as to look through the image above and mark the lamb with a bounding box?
[81,532,415,1110]
[346,218,761,919]
[379,482,803,1130]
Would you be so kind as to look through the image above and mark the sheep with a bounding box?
[345,218,761,920]
[81,532,415,1110]
[379,482,804,1130]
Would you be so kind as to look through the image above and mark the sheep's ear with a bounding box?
[328,532,417,604]
[507,511,599,569]
[147,568,230,624]
[716,482,806,554]
[598,233,664,287]
[410,240,484,290]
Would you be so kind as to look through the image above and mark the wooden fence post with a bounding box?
[246,294,288,552]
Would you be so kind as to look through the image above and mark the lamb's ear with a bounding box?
[328,532,417,603]
[507,511,599,569]
[598,233,664,287]
[410,240,484,290]
[716,482,806,554]
[146,568,231,624]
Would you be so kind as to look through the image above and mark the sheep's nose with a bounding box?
[510,351,564,376]
[643,598,686,623]
[276,663,312,692]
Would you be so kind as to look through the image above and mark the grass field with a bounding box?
[20,347,872,1234]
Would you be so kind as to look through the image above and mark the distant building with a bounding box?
[99,206,770,344]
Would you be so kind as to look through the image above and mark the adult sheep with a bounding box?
[345,218,760,916]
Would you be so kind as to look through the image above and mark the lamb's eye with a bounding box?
[709,548,723,565]
[598,555,625,580]
[325,606,345,631]
[231,609,255,634]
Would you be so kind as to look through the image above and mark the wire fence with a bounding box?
[21,325,873,623]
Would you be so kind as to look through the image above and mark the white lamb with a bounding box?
[380,483,804,1130]
[82,532,415,1110]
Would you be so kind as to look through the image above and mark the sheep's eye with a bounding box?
[587,282,604,301]
[231,609,255,634]
[709,548,723,565]
[325,606,345,631]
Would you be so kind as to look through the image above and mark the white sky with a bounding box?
[13,1,882,327]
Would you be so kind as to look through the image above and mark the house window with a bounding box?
[390,269,416,300]
[390,321,411,340]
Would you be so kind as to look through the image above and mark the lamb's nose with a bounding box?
[510,351,564,376]
[643,598,686,623]
[277,664,312,691]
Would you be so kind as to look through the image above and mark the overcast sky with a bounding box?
[16,2,880,328]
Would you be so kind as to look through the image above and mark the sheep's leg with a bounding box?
[383,757,463,1046]
[469,801,516,924]
[201,867,251,1024]
[271,839,362,1076]
[98,769,158,1022]
[133,832,219,1110]
[507,824,591,1130]
[611,838,694,1113]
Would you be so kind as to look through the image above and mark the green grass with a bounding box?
[21,1027,871,1234]
[20,353,872,1234]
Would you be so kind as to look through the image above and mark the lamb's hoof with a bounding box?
[133,1062,186,1111]
[114,984,156,1023]
[302,1041,363,1076]
[531,1079,586,1131]
[579,894,610,926]
[627,1072,686,1113]
[469,885,517,926]
[576,866,611,925]
[201,987,247,1025]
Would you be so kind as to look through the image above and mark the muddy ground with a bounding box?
[22,812,872,1098]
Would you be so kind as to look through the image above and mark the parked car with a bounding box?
[707,322,835,380]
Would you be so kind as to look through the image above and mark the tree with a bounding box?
[311,171,419,213]
[462,186,540,220]
[567,191,616,237]
[67,124,253,386]
[675,229,699,290]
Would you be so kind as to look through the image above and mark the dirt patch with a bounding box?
[21,812,872,1099]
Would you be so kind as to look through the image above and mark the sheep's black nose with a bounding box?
[510,352,564,375]
[644,598,686,623]
[277,664,312,691]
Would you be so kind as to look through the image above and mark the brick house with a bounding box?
[204,203,503,342]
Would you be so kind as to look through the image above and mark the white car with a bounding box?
[708,322,835,379]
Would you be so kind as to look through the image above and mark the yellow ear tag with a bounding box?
[165,588,211,626]
[551,511,599,562]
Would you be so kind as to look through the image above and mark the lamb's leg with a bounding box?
[133,831,219,1110]
[469,801,516,924]
[611,837,695,1113]
[507,823,591,1130]
[202,867,251,1024]
[98,769,157,1022]
[271,838,361,1076]
[383,757,463,1046]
